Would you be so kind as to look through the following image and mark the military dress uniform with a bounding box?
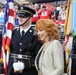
[8,27,42,75]
[8,6,42,75]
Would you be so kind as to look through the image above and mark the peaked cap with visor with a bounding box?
[18,6,35,26]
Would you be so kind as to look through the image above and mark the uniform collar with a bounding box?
[20,25,31,35]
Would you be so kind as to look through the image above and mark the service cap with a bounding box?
[18,6,35,18]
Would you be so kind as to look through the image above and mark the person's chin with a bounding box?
[40,39,44,42]
[19,23,23,25]
[19,23,24,26]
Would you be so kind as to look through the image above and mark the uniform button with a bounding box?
[20,43,22,45]
[29,30,32,32]
[20,49,22,51]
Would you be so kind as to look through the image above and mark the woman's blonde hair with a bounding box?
[36,19,60,40]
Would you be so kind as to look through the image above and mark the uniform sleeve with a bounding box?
[30,40,42,67]
[23,36,42,69]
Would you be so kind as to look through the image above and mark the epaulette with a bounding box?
[12,28,19,36]
[13,28,19,33]
[33,30,36,36]
[13,27,19,31]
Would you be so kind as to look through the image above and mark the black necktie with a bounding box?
[22,30,25,36]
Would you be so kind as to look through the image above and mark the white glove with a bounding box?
[13,62,25,71]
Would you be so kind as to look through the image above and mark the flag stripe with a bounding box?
[8,16,15,25]
[7,23,13,30]
[1,0,14,75]
[6,37,11,47]
[9,9,14,16]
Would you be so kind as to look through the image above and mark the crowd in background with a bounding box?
[0,1,67,25]
[31,2,67,25]
[0,1,67,44]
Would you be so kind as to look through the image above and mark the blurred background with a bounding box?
[0,0,68,44]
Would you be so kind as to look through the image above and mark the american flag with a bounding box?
[1,0,15,75]
[64,36,73,75]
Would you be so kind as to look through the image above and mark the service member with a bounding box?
[8,6,42,75]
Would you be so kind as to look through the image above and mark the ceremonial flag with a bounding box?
[64,0,76,75]
[64,0,76,36]
[1,0,15,75]
[64,36,73,75]
[64,0,72,35]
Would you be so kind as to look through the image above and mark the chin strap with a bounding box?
[19,17,31,26]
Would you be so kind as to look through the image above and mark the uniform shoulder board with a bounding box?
[13,27,19,30]
[33,30,36,36]
[13,28,19,32]
[12,28,19,35]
